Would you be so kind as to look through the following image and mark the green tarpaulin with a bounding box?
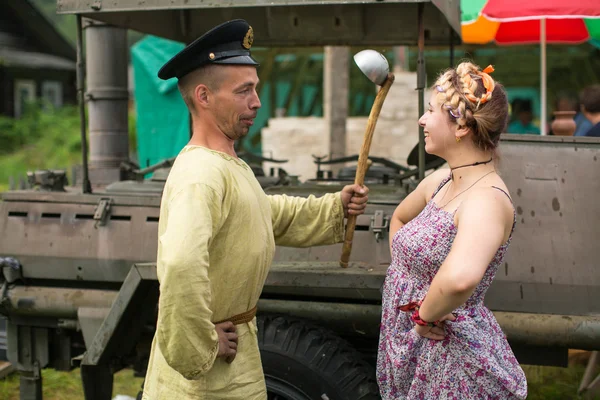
[131,36,189,168]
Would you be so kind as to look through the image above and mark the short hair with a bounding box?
[432,61,509,152]
[177,65,226,111]
[517,99,533,114]
[580,85,600,114]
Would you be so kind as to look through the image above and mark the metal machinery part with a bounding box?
[1,1,600,399]
[84,19,130,186]
[55,0,460,46]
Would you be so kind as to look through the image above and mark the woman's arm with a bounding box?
[418,187,514,323]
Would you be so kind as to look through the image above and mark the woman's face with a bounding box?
[418,91,458,156]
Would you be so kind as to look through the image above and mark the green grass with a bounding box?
[522,364,599,400]
[0,368,143,400]
[0,364,597,399]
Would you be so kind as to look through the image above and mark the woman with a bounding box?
[377,62,527,399]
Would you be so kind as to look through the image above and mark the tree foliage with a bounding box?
[0,104,137,190]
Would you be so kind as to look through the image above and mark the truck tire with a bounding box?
[257,314,380,400]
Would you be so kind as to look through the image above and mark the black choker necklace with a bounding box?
[450,157,493,179]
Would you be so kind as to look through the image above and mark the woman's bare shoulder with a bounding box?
[457,182,515,236]
[421,168,451,201]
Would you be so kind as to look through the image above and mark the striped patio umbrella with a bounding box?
[461,0,600,134]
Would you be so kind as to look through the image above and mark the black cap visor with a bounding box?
[213,55,259,66]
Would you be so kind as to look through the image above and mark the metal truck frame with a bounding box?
[1,1,599,399]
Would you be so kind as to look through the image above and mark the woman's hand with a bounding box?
[414,313,456,340]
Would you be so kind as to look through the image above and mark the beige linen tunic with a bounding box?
[142,146,344,400]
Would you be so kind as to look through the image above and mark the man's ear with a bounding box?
[195,84,210,108]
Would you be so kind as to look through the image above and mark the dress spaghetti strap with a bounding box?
[491,186,512,203]
[491,186,516,234]
[431,174,452,199]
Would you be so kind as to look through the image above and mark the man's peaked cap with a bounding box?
[158,19,259,81]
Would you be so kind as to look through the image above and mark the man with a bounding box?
[553,92,592,136]
[581,85,600,137]
[141,20,369,399]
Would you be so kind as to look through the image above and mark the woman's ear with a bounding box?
[455,125,471,141]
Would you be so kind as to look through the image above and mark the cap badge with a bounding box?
[243,26,254,49]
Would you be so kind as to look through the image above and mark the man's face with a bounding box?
[210,65,261,141]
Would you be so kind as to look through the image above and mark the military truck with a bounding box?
[1,1,600,399]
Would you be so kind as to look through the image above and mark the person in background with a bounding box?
[581,85,600,137]
[553,92,593,136]
[507,98,540,134]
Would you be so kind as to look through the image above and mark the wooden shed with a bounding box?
[0,0,76,118]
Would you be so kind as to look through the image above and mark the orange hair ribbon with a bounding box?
[464,65,496,108]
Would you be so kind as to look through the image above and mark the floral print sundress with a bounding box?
[377,175,528,399]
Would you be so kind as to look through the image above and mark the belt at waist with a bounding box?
[213,305,257,325]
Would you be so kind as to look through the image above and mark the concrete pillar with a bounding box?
[393,46,409,73]
[323,46,349,175]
